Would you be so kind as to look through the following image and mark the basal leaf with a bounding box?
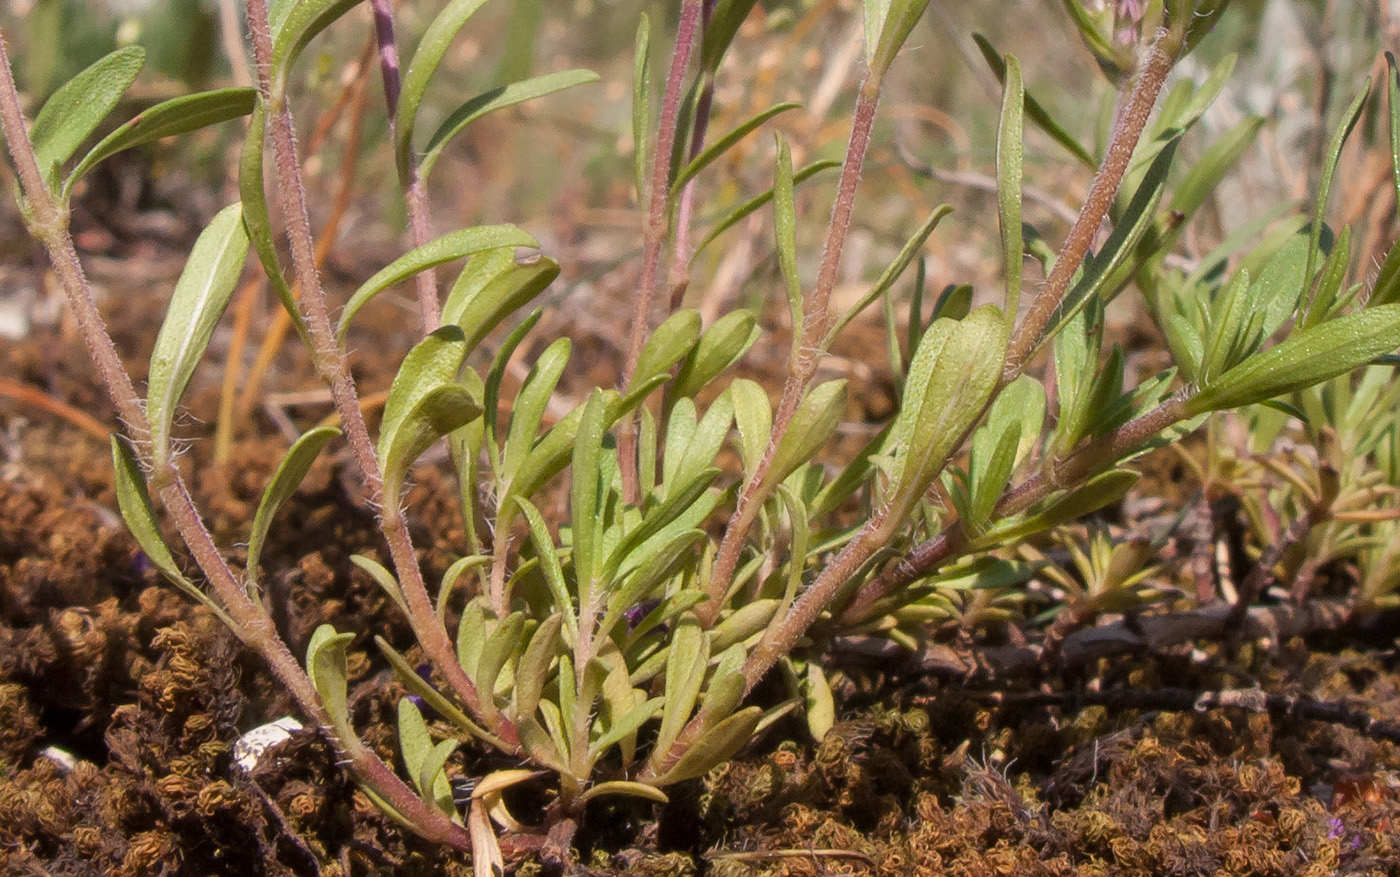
[449,258,560,357]
[576,780,669,805]
[306,624,356,730]
[804,662,835,741]
[382,384,484,501]
[764,380,847,491]
[350,554,408,615]
[378,327,469,463]
[502,338,570,483]
[631,309,701,394]
[652,706,761,786]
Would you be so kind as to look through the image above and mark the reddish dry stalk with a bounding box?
[618,0,704,503]
[243,0,514,747]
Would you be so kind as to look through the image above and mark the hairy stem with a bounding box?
[243,0,514,747]
[618,0,704,503]
[1002,28,1182,376]
[369,0,441,332]
[700,71,883,626]
[0,27,470,850]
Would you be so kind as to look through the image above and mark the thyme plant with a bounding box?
[3,0,1400,866]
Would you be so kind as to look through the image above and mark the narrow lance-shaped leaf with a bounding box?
[1300,80,1369,324]
[865,0,934,78]
[146,204,250,468]
[111,437,233,624]
[973,35,1095,168]
[305,624,356,732]
[630,310,701,395]
[449,258,560,356]
[337,226,539,339]
[570,391,609,605]
[700,0,761,71]
[997,54,1024,324]
[29,47,144,193]
[826,205,953,344]
[1187,304,1400,415]
[66,87,257,197]
[239,100,305,339]
[246,426,339,592]
[269,0,362,92]
[382,384,485,501]
[671,310,759,401]
[653,706,761,786]
[378,327,468,461]
[671,102,801,194]
[502,338,570,483]
[773,134,803,360]
[764,380,848,491]
[632,15,653,198]
[691,160,839,259]
[394,0,492,184]
[420,70,601,182]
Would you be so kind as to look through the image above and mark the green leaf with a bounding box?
[146,203,249,468]
[865,0,934,77]
[672,102,800,194]
[631,310,701,394]
[729,379,772,480]
[773,135,803,359]
[1045,138,1178,344]
[382,384,484,501]
[394,0,492,184]
[997,54,1024,322]
[377,636,505,750]
[110,436,231,623]
[570,391,609,603]
[65,87,256,199]
[417,738,460,815]
[652,706,761,786]
[306,624,356,730]
[632,15,652,199]
[978,469,1140,548]
[1168,116,1263,220]
[517,498,578,641]
[653,613,709,763]
[884,307,1006,517]
[446,257,560,356]
[420,70,600,182]
[350,554,408,616]
[671,310,759,402]
[1304,224,1352,327]
[474,612,525,703]
[691,160,839,259]
[514,613,563,719]
[29,46,144,193]
[825,205,954,344]
[663,394,732,499]
[804,662,836,741]
[700,0,761,72]
[1301,80,1369,323]
[764,380,847,491]
[238,100,304,339]
[590,697,665,760]
[972,35,1095,168]
[246,426,339,591]
[502,338,570,484]
[606,468,720,588]
[337,226,538,339]
[378,327,469,462]
[397,697,434,790]
[1188,305,1400,415]
[270,0,361,91]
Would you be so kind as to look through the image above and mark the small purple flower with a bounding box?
[625,597,663,631]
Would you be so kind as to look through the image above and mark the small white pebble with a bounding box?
[233,716,303,773]
[40,745,78,773]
